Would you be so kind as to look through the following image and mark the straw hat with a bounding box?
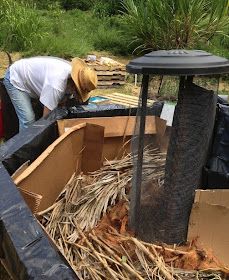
[71,58,98,102]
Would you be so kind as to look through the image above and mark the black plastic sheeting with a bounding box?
[203,97,229,188]
[0,102,163,175]
[0,108,67,175]
[0,163,77,280]
[67,102,163,118]
[0,102,164,279]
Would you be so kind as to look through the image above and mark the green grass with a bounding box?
[25,9,97,57]
[0,0,44,51]
[0,0,228,60]
[121,0,229,54]
[204,36,229,59]
[0,2,128,58]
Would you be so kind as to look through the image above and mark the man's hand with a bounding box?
[43,106,51,117]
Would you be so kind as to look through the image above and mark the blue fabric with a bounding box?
[3,69,35,130]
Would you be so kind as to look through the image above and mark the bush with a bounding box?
[92,0,123,17]
[28,0,60,10]
[0,0,44,51]
[122,0,229,53]
[24,9,99,58]
[60,0,93,11]
[93,16,130,55]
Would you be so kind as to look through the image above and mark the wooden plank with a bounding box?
[97,85,122,89]
[102,97,139,106]
[88,64,125,70]
[107,98,154,107]
[97,71,126,76]
[104,92,140,101]
[105,92,155,105]
[98,76,125,81]
[93,66,126,71]
[98,80,125,86]
[102,94,139,103]
[99,93,154,107]
[107,92,140,100]
[106,100,136,107]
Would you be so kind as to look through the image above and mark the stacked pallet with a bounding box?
[86,58,126,88]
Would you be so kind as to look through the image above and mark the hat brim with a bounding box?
[71,58,91,102]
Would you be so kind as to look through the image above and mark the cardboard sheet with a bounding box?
[18,187,42,213]
[57,116,168,158]
[14,123,104,212]
[11,160,30,180]
[188,189,229,267]
[13,117,167,214]
[155,117,170,152]
[57,116,156,137]
[81,124,104,173]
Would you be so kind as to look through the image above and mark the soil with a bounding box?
[0,52,21,78]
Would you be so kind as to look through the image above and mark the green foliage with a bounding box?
[122,0,229,53]
[26,9,97,57]
[22,8,127,58]
[0,0,44,51]
[92,0,123,17]
[0,0,228,59]
[23,8,129,58]
[59,0,93,11]
[93,17,130,55]
[204,36,229,59]
[27,0,60,10]
[29,0,93,11]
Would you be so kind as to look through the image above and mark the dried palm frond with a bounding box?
[39,146,226,280]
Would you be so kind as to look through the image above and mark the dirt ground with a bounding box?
[0,51,131,78]
[0,52,21,78]
[1,51,228,96]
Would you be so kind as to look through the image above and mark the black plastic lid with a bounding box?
[126,50,229,76]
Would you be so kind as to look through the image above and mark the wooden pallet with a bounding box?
[94,65,125,71]
[98,92,155,108]
[86,60,126,88]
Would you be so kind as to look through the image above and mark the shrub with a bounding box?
[0,0,44,51]
[25,9,98,58]
[27,0,60,10]
[60,0,93,11]
[121,0,229,53]
[92,0,123,17]
[93,16,130,55]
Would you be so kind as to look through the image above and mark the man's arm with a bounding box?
[43,106,51,117]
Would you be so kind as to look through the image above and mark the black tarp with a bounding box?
[0,163,77,280]
[0,108,67,175]
[0,102,164,175]
[203,98,229,188]
[0,108,78,279]
[67,102,163,118]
